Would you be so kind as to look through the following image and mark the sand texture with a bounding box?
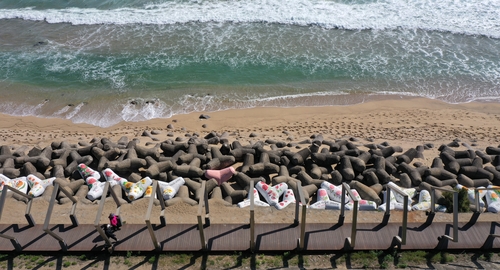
[1,97,500,226]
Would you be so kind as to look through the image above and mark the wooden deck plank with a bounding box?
[303,223,350,250]
[113,225,155,252]
[207,224,250,251]
[1,221,500,252]
[255,224,298,251]
[162,224,203,251]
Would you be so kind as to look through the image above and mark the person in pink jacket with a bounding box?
[108,213,120,230]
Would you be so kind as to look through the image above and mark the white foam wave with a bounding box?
[0,101,46,117]
[244,91,349,103]
[53,103,87,120]
[470,96,500,102]
[54,104,71,115]
[172,90,371,112]
[64,102,84,119]
[121,98,170,122]
[1,86,499,128]
[1,0,499,38]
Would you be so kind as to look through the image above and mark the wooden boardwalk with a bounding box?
[1,219,500,252]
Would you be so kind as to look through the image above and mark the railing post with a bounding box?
[204,179,210,225]
[57,182,79,226]
[475,186,500,214]
[249,180,255,252]
[452,191,458,241]
[475,187,500,239]
[296,182,307,250]
[197,181,207,250]
[145,181,161,251]
[156,181,166,226]
[25,194,35,227]
[430,186,458,242]
[402,194,408,244]
[474,189,481,213]
[94,183,114,247]
[384,182,408,246]
[0,185,35,251]
[341,183,358,248]
[43,183,68,251]
[0,185,36,226]
[294,185,300,225]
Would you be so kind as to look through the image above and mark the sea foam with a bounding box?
[0,0,498,38]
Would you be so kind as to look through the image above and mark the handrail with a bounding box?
[0,185,35,225]
[430,186,458,242]
[43,182,80,251]
[474,186,500,238]
[57,182,79,225]
[145,181,166,251]
[296,182,307,250]
[249,180,255,252]
[94,182,123,247]
[385,182,408,246]
[196,180,209,250]
[0,185,35,251]
[341,183,359,248]
[475,186,500,213]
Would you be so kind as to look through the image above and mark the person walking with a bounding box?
[104,224,118,242]
[108,213,121,230]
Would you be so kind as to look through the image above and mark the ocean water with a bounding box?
[0,0,499,127]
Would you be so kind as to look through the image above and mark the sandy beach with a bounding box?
[1,97,500,226]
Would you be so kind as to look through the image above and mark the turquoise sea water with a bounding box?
[0,0,499,127]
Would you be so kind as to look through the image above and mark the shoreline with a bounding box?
[1,93,500,129]
[1,97,500,225]
[2,97,500,148]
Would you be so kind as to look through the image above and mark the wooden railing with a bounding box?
[43,182,79,251]
[197,180,210,250]
[0,185,36,251]
[145,180,166,251]
[341,183,359,248]
[385,182,409,246]
[7,178,500,252]
[296,182,307,250]
[430,186,458,242]
[249,180,255,252]
[93,182,124,248]
[474,186,500,239]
